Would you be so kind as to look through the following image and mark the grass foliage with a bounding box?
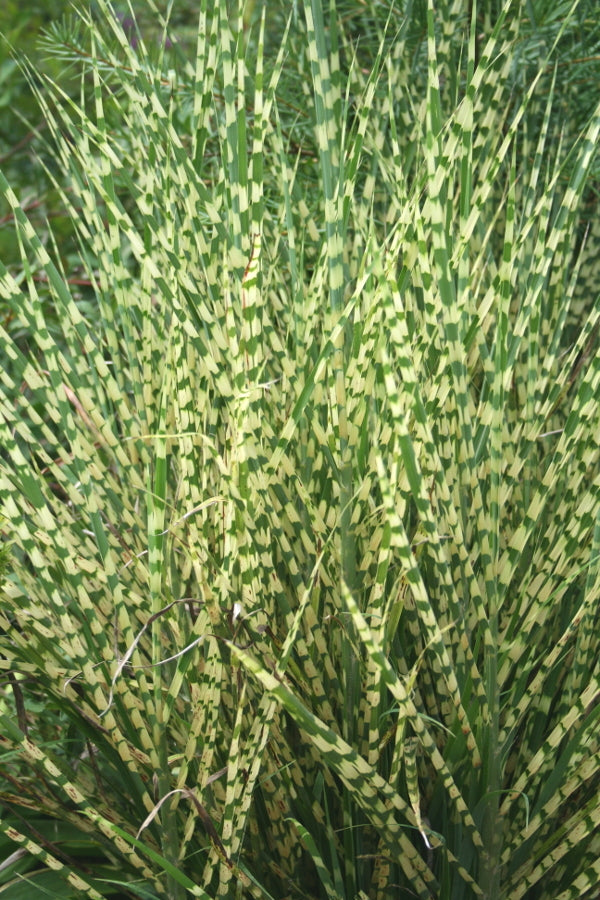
[1,0,600,897]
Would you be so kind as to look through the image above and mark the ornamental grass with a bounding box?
[1,1,599,898]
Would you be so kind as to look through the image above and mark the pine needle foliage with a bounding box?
[1,1,599,898]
